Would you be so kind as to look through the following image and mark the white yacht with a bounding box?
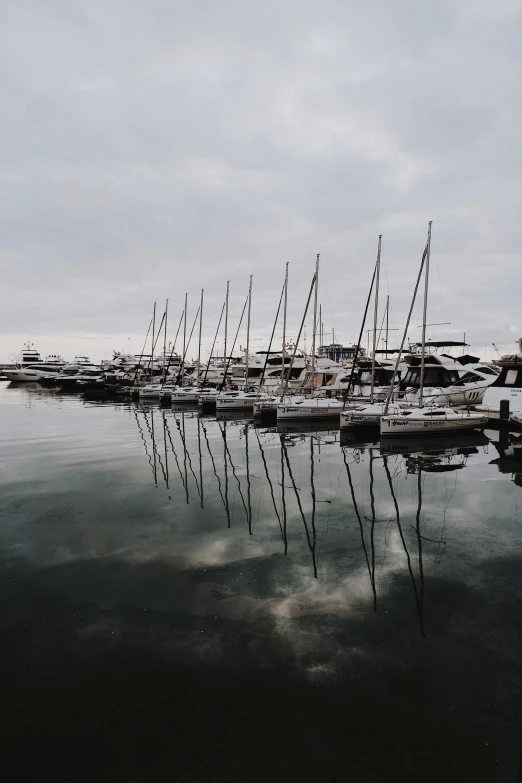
[477,341,522,418]
[399,343,498,406]
[3,343,68,382]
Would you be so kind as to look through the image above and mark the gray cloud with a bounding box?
[1,0,521,361]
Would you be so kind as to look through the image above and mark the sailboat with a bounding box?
[276,255,343,422]
[381,223,487,436]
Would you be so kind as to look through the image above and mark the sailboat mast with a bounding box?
[370,235,382,403]
[150,301,156,382]
[245,275,252,390]
[385,294,389,353]
[311,254,320,386]
[419,221,433,407]
[163,298,168,383]
[319,304,322,354]
[181,293,187,387]
[281,262,289,385]
[197,289,204,386]
[224,280,229,385]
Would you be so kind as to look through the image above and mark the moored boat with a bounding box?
[380,406,488,436]
[277,397,343,421]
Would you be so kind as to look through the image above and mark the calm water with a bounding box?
[1,382,522,782]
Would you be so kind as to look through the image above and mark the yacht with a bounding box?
[3,344,68,382]
[399,343,498,406]
[477,341,522,418]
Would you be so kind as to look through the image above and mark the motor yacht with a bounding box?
[399,344,498,406]
[4,344,68,382]
[477,342,522,419]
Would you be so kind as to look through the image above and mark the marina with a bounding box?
[2,0,521,776]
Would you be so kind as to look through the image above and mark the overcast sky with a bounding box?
[1,0,521,363]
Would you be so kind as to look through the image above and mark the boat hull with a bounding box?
[277,403,342,421]
[381,414,488,436]
[216,399,255,412]
[4,369,41,382]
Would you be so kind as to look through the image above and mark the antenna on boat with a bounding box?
[370,235,382,404]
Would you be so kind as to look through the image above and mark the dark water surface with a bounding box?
[1,382,522,782]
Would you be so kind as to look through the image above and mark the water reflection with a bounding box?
[489,429,522,487]
[127,405,494,638]
[3,384,522,778]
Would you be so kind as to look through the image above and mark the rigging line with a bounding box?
[175,415,201,499]
[151,312,166,357]
[280,435,288,555]
[175,305,201,385]
[280,272,317,400]
[256,429,283,538]
[201,421,228,522]
[342,449,374,601]
[132,317,153,384]
[258,278,286,394]
[202,298,226,387]
[219,295,249,391]
[376,299,388,354]
[342,258,378,408]
[163,307,185,381]
[382,455,425,638]
[163,413,187,498]
[384,240,429,414]
[281,436,317,578]
[218,420,248,524]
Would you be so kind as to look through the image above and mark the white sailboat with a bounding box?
[381,406,488,435]
[381,223,487,437]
